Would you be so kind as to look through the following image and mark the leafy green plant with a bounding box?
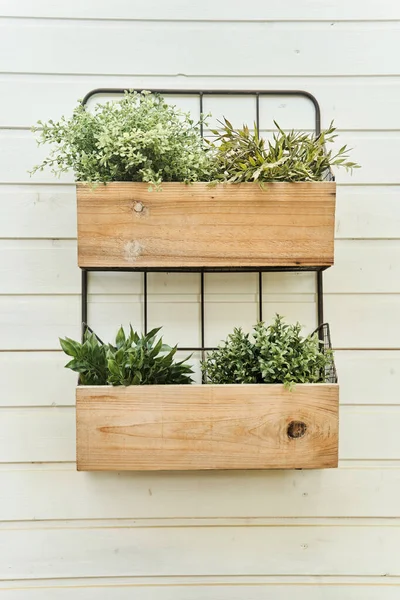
[208,118,359,183]
[60,325,193,386]
[202,315,333,388]
[31,91,215,186]
[60,330,108,385]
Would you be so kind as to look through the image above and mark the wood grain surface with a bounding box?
[76,383,339,471]
[76,182,336,268]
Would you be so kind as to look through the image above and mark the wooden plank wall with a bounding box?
[0,1,399,597]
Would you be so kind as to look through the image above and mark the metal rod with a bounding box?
[200,271,206,383]
[81,269,88,340]
[81,88,322,135]
[82,265,326,273]
[199,92,204,138]
[317,270,324,327]
[143,271,148,334]
[255,93,260,130]
[258,271,263,322]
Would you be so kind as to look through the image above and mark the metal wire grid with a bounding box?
[80,89,337,382]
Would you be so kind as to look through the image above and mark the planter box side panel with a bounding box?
[77,182,336,268]
[76,384,339,471]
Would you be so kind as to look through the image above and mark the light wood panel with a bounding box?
[3,521,400,578]
[1,21,400,76]
[77,182,336,268]
[0,352,75,407]
[0,294,318,350]
[3,406,400,463]
[5,239,400,294]
[1,579,400,600]
[2,0,400,20]
[2,76,400,130]
[325,295,400,349]
[1,350,398,408]
[2,465,400,520]
[76,384,339,471]
[1,184,398,239]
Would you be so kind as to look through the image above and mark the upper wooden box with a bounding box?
[77,181,336,269]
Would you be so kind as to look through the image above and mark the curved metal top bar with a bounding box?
[81,88,321,136]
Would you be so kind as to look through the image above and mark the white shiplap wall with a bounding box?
[1,1,400,597]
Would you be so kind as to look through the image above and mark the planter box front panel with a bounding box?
[77,182,336,268]
[76,384,339,471]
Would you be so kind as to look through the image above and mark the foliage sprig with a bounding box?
[60,326,193,386]
[31,91,215,186]
[208,118,359,183]
[202,315,333,388]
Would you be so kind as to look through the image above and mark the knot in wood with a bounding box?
[287,420,307,439]
[134,201,144,213]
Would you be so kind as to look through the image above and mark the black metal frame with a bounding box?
[81,88,330,362]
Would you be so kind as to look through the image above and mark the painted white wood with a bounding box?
[335,187,400,239]
[0,408,76,463]
[325,240,400,293]
[1,21,400,77]
[336,351,400,404]
[2,0,400,20]
[2,520,400,578]
[0,295,318,350]
[0,406,398,463]
[325,295,400,349]
[3,292,400,350]
[3,239,400,295]
[0,352,75,407]
[1,350,398,408]
[1,464,400,520]
[0,185,77,238]
[1,581,399,600]
[4,129,396,185]
[2,76,400,130]
[1,184,399,240]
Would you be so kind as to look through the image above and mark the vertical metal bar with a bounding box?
[199,92,204,138]
[258,271,263,322]
[255,93,260,130]
[81,269,88,339]
[143,271,148,334]
[200,271,206,383]
[317,270,324,327]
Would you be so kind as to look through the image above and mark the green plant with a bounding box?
[31,91,215,186]
[60,326,193,386]
[202,315,333,388]
[60,330,108,385]
[208,118,359,184]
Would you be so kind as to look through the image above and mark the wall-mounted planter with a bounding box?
[76,383,339,471]
[77,182,336,269]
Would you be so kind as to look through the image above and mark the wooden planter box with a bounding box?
[76,383,339,471]
[77,182,336,268]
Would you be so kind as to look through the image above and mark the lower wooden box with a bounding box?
[76,384,339,471]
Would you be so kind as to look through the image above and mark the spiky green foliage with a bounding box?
[31,91,215,186]
[202,315,333,388]
[60,326,193,386]
[106,326,194,385]
[60,330,108,385]
[208,118,359,183]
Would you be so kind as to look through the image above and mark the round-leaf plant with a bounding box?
[202,315,333,388]
[31,91,215,186]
